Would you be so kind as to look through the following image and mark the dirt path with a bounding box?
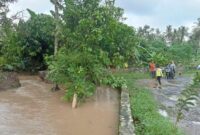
[0,75,119,135]
[137,77,200,135]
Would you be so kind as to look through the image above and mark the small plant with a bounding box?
[175,73,200,125]
[102,74,127,90]
[0,57,6,67]
[175,88,198,125]
[111,52,125,69]
[193,72,200,83]
[63,79,95,102]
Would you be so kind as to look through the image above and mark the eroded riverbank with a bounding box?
[0,75,119,135]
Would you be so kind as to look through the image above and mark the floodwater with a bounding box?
[0,75,119,135]
[138,77,200,135]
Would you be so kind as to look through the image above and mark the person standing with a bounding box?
[156,65,163,88]
[170,61,176,79]
[149,61,156,78]
[165,63,171,79]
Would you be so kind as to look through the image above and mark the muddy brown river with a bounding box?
[0,75,119,135]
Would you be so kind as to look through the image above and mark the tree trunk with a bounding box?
[51,84,60,91]
[72,93,77,109]
[54,0,59,56]
[52,0,60,91]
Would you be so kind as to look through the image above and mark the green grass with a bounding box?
[114,71,183,135]
[114,71,150,80]
[181,68,197,77]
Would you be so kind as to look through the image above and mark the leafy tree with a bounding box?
[167,43,193,64]
[138,25,156,41]
[18,10,55,71]
[0,24,21,70]
[0,0,17,69]
[1,10,55,71]
[50,0,63,55]
[190,18,200,57]
[165,25,173,44]
[47,0,135,104]
[178,26,188,43]
[0,0,17,25]
[50,0,63,91]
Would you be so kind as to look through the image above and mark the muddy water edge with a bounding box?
[0,75,120,135]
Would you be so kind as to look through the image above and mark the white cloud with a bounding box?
[123,13,155,28]
[116,0,200,31]
[8,0,200,31]
[8,0,53,19]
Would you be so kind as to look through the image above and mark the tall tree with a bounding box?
[50,0,63,55]
[190,18,200,57]
[0,0,17,61]
[175,26,188,43]
[50,0,63,91]
[165,25,173,44]
[1,10,55,71]
[0,0,16,25]
[47,0,138,105]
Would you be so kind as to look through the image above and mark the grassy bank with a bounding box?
[115,71,183,135]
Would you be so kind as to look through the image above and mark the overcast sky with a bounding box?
[9,0,200,31]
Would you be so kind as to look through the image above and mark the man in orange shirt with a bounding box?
[149,61,156,78]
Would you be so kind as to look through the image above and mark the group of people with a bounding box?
[164,61,176,79]
[149,61,176,88]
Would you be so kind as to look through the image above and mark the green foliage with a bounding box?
[102,74,127,90]
[45,0,138,102]
[149,52,169,66]
[131,88,181,135]
[111,52,125,68]
[176,88,198,125]
[46,46,127,102]
[135,34,169,66]
[167,43,193,64]
[0,20,23,70]
[176,73,200,125]
[46,47,107,102]
[15,11,55,71]
[0,10,55,71]
[62,0,138,68]
[194,72,200,83]
[138,40,194,67]
[0,57,6,68]
[135,24,196,67]
[64,80,95,102]
[0,0,16,24]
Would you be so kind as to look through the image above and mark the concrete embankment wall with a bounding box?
[119,88,135,135]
